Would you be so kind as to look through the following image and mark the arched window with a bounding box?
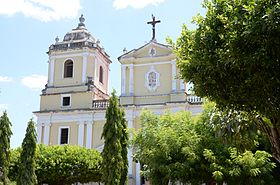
[64,60,73,78]
[99,66,103,84]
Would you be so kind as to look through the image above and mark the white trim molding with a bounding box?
[180,80,185,91]
[58,126,70,145]
[36,123,43,144]
[82,54,88,83]
[48,58,55,86]
[43,122,51,145]
[86,121,93,149]
[136,162,141,185]
[171,60,176,92]
[145,65,160,92]
[121,65,126,95]
[77,121,85,146]
[129,64,134,95]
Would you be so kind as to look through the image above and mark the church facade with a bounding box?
[34,15,203,185]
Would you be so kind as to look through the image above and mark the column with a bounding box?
[82,54,88,83]
[127,119,133,176]
[86,121,93,149]
[48,58,54,86]
[180,80,185,91]
[36,123,42,144]
[77,121,84,146]
[43,122,51,145]
[121,65,126,95]
[171,61,176,92]
[136,162,141,185]
[129,64,134,95]
[94,56,98,84]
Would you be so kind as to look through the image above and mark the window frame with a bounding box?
[58,126,70,145]
[63,59,74,78]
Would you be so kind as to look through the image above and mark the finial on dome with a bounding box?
[55,36,59,43]
[78,14,85,28]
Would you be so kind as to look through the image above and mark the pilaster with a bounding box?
[136,162,141,185]
[43,122,51,145]
[121,65,127,95]
[77,121,85,146]
[86,121,93,149]
[36,123,43,144]
[129,64,134,95]
[48,58,54,86]
[82,53,88,83]
[180,80,185,91]
[171,60,176,92]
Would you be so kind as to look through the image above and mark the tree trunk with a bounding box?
[268,126,280,163]
[259,117,280,163]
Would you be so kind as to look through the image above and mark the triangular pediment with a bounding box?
[118,41,173,61]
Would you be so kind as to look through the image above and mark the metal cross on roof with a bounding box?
[147,14,161,41]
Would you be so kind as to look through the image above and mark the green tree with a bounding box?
[0,111,12,185]
[198,104,278,184]
[17,119,37,185]
[133,108,278,185]
[9,145,102,185]
[120,110,129,185]
[133,111,203,185]
[171,0,280,162]
[101,90,128,185]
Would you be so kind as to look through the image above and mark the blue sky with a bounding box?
[0,0,204,148]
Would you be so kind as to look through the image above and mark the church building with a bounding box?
[34,15,203,185]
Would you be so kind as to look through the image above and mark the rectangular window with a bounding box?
[62,97,70,106]
[60,128,69,145]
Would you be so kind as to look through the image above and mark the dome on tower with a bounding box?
[48,14,109,58]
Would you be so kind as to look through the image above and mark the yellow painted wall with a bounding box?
[53,56,83,86]
[87,55,95,79]
[134,95,170,105]
[45,85,88,94]
[40,92,93,111]
[92,120,105,148]
[49,122,78,145]
[133,63,172,96]
[135,46,172,58]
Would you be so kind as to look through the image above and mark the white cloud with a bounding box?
[113,0,165,9]
[0,76,13,82]
[0,0,81,22]
[21,74,47,90]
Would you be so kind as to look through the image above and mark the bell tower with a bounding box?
[35,15,111,147]
[41,14,111,112]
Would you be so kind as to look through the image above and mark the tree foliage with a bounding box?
[120,110,129,185]
[133,107,278,185]
[0,111,12,185]
[9,144,102,185]
[133,111,202,185]
[101,90,128,185]
[17,119,37,185]
[198,104,278,184]
[172,0,280,162]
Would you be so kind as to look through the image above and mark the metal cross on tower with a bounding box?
[147,14,161,41]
